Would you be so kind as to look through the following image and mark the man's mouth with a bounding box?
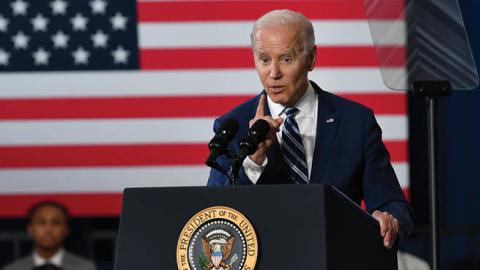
[269,85,285,93]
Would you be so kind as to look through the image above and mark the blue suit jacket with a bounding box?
[207,81,413,246]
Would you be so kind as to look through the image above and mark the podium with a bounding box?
[114,184,397,270]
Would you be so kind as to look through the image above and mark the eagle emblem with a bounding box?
[177,207,258,270]
[201,229,238,270]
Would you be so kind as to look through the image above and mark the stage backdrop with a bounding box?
[0,0,408,217]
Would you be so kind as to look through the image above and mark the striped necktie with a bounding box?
[282,107,309,184]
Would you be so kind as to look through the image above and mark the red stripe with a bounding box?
[0,193,122,218]
[360,187,409,210]
[376,46,406,67]
[0,144,209,168]
[137,1,404,22]
[0,141,406,168]
[0,187,410,217]
[0,95,253,120]
[385,140,408,162]
[340,93,406,115]
[0,93,404,120]
[402,187,410,201]
[140,47,404,70]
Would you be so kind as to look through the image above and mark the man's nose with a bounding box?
[44,222,59,231]
[45,223,55,231]
[269,62,282,79]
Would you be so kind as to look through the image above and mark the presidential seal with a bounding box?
[177,206,258,270]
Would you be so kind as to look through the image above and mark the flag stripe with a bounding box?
[0,93,406,120]
[0,68,406,98]
[0,118,213,145]
[0,187,410,217]
[0,116,406,145]
[0,144,208,168]
[341,93,407,115]
[0,193,123,217]
[0,96,253,120]
[137,1,404,22]
[0,140,406,168]
[0,166,212,194]
[0,162,408,193]
[138,20,405,48]
[140,47,404,70]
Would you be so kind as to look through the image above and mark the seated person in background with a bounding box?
[3,201,96,270]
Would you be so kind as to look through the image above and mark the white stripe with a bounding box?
[310,68,407,92]
[367,20,406,47]
[139,20,405,48]
[0,68,406,98]
[376,115,408,140]
[0,163,408,193]
[392,162,409,188]
[0,116,406,145]
[377,67,409,90]
[0,118,214,145]
[0,166,210,194]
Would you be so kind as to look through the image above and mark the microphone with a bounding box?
[206,118,239,167]
[236,119,270,163]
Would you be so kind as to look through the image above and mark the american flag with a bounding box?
[0,0,408,217]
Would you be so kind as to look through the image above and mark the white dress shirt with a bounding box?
[33,248,64,267]
[243,82,318,183]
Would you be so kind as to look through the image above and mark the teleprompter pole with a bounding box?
[412,81,452,270]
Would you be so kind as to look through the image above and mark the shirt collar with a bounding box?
[266,81,316,117]
[33,248,64,267]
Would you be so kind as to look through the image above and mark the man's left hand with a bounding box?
[372,210,399,249]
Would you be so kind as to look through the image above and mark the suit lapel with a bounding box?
[310,82,339,183]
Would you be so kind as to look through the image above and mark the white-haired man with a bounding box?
[207,9,413,249]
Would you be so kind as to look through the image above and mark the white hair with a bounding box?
[251,9,315,54]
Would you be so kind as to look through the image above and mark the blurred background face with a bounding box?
[28,206,70,251]
[253,24,316,107]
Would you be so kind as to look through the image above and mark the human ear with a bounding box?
[308,46,317,71]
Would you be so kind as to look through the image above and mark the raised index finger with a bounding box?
[255,94,266,117]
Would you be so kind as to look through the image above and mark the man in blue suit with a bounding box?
[207,9,412,249]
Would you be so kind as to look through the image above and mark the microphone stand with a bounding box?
[205,148,237,186]
[206,148,245,186]
[231,157,244,186]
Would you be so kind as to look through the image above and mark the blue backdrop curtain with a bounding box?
[407,0,480,268]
